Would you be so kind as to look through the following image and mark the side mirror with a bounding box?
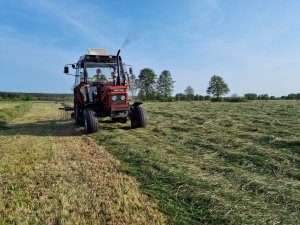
[64,66,69,74]
[72,64,76,69]
[129,67,133,74]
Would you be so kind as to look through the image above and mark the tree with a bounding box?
[258,94,269,100]
[184,85,194,101]
[204,95,211,101]
[287,93,297,100]
[244,93,258,100]
[175,93,185,101]
[137,68,157,100]
[280,96,287,100]
[156,70,175,97]
[129,73,139,98]
[206,75,230,98]
[194,94,204,101]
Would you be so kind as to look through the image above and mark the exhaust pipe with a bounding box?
[117,49,121,86]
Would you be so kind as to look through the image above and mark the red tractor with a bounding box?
[63,49,147,133]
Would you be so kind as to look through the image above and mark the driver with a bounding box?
[92,69,108,82]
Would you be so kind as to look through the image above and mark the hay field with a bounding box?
[90,100,300,224]
[0,102,165,224]
[1,100,299,224]
[0,102,23,110]
[0,102,32,128]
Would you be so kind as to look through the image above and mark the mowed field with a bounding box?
[90,100,300,224]
[0,102,165,224]
[0,102,23,110]
[0,100,300,224]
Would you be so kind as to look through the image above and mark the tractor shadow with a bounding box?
[0,119,133,136]
[99,120,132,130]
[0,119,82,137]
[100,120,116,124]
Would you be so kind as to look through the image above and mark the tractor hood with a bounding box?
[99,86,127,93]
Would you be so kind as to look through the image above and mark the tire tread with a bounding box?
[84,108,99,133]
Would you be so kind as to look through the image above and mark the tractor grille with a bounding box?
[112,94,126,105]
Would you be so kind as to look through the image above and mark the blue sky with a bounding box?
[0,0,299,96]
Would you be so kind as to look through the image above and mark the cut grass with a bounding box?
[90,100,300,224]
[0,102,165,224]
[0,102,32,128]
[0,102,23,110]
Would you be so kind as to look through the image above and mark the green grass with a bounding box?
[90,100,300,224]
[0,102,32,128]
[0,102,23,110]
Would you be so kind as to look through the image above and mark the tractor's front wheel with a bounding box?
[130,106,147,129]
[84,108,99,134]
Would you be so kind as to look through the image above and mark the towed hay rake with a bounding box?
[58,106,74,120]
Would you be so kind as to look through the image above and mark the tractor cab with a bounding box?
[66,49,128,87]
[63,49,147,133]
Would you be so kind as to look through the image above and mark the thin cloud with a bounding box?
[205,0,224,21]
[34,0,85,30]
[46,37,66,46]
[0,24,16,33]
[31,0,118,49]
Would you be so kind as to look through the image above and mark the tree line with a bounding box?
[0,92,73,102]
[244,93,300,100]
[129,68,175,101]
[1,70,298,102]
[130,70,231,101]
[130,69,299,102]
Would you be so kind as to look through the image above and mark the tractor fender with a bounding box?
[131,102,143,108]
[129,102,143,118]
[75,88,84,105]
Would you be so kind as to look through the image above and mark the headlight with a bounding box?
[112,96,117,101]
[120,95,126,101]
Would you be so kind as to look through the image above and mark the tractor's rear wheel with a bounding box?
[131,106,147,129]
[75,102,83,126]
[84,108,99,134]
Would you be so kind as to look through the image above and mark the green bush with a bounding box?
[211,97,224,102]
[226,97,248,102]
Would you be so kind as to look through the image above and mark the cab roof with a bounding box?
[77,48,121,63]
[87,48,108,55]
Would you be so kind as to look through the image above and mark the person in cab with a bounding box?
[92,69,108,82]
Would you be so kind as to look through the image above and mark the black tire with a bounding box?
[74,102,83,126]
[84,108,99,133]
[131,106,147,129]
[112,117,128,123]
